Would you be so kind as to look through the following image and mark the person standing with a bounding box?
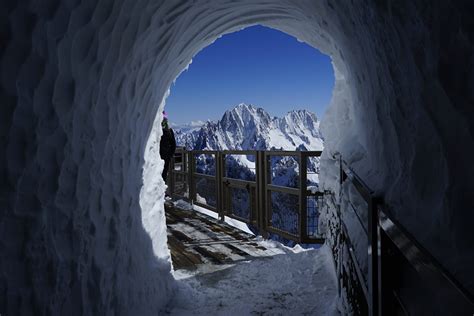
[160,112,176,197]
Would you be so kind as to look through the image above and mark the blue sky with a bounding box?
[165,25,334,125]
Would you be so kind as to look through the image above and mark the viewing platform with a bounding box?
[165,201,285,271]
[166,149,474,315]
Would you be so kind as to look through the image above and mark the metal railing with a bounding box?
[335,155,474,315]
[169,149,474,314]
[168,148,325,244]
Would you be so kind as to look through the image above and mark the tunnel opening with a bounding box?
[139,14,349,256]
[124,4,354,310]
[155,25,335,248]
[137,19,348,314]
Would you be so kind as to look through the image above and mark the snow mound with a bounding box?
[168,244,340,315]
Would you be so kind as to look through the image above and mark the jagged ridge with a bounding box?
[175,103,324,151]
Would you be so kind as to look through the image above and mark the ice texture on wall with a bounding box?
[1,0,473,314]
[319,1,474,296]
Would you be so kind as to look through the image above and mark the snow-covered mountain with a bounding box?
[172,120,205,133]
[172,120,204,149]
[175,103,323,151]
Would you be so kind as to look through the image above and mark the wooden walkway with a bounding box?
[165,202,284,270]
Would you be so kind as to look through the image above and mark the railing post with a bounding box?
[377,206,383,316]
[184,150,189,202]
[299,152,307,243]
[216,152,225,221]
[368,197,381,316]
[256,151,268,238]
[188,151,196,204]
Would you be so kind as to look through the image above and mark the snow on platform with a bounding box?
[165,202,285,271]
[165,201,340,315]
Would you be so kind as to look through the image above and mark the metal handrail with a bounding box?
[266,184,299,195]
[336,154,474,315]
[222,177,256,187]
[378,204,474,308]
[348,201,368,236]
[222,150,257,155]
[170,150,474,313]
[264,150,301,156]
[193,172,216,179]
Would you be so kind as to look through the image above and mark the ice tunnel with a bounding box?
[1,0,473,314]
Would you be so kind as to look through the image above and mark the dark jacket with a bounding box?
[160,127,176,160]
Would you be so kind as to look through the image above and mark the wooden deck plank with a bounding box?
[194,246,229,264]
[165,202,282,271]
[167,235,203,270]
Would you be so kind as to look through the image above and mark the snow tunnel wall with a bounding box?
[1,0,473,314]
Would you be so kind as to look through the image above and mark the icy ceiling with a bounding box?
[1,0,473,314]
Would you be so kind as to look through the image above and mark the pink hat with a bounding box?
[163,111,168,120]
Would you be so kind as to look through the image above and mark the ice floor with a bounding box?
[166,241,340,315]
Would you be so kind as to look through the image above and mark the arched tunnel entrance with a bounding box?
[159,23,334,246]
[1,1,473,315]
[141,0,354,274]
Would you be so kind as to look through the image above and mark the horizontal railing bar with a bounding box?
[191,150,218,155]
[222,177,256,187]
[379,206,474,307]
[300,151,323,157]
[341,161,373,203]
[266,226,300,242]
[349,201,368,236]
[350,177,372,204]
[267,184,299,195]
[194,201,217,212]
[264,151,301,156]
[193,173,216,180]
[173,170,188,175]
[222,150,257,155]
[342,168,372,203]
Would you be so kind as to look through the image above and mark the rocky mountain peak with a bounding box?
[174,103,324,151]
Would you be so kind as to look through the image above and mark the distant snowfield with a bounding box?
[167,242,341,315]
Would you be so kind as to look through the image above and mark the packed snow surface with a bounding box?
[168,243,340,315]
